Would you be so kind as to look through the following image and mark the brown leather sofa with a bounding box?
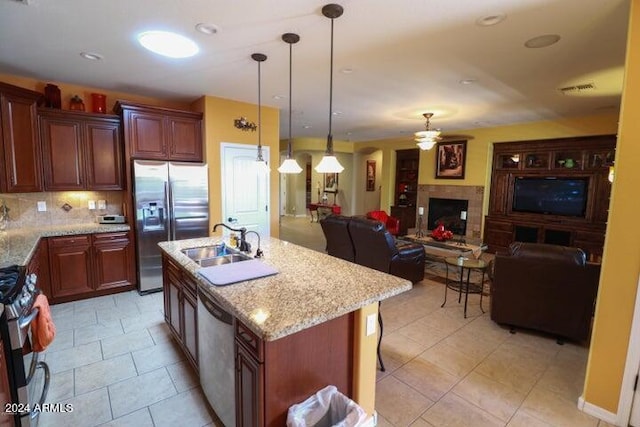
[491,242,600,342]
[320,215,425,283]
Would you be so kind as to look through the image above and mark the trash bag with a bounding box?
[286,385,367,427]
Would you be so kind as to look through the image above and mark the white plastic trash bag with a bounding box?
[286,385,367,427]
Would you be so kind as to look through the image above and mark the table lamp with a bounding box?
[416,206,425,238]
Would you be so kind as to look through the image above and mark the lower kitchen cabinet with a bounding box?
[162,255,198,371]
[27,238,51,299]
[47,231,135,303]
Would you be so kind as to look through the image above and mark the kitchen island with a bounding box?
[159,236,412,427]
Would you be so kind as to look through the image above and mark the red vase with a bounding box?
[91,93,107,113]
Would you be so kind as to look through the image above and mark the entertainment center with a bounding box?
[484,134,615,261]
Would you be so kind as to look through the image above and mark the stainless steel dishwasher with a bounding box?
[197,289,235,427]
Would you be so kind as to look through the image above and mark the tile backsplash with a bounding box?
[0,191,123,230]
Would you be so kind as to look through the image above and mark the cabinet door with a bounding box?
[28,239,51,299]
[48,235,93,299]
[93,232,135,290]
[0,340,12,427]
[84,119,124,190]
[489,172,510,215]
[235,343,264,427]
[40,115,85,190]
[127,111,167,159]
[165,271,182,338]
[0,87,43,192]
[168,115,203,161]
[182,290,198,369]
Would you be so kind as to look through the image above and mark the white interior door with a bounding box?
[221,143,270,237]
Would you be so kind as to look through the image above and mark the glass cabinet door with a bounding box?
[496,153,520,169]
[523,153,550,169]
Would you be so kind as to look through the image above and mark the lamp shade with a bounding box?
[278,158,303,174]
[417,139,437,150]
[315,155,344,173]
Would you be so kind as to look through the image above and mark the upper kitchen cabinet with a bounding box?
[0,82,44,193]
[114,101,203,162]
[39,109,124,191]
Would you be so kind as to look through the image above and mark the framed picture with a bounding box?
[366,160,376,191]
[324,173,339,193]
[435,140,467,179]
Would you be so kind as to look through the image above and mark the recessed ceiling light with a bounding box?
[303,125,312,129]
[138,31,199,58]
[340,67,354,74]
[272,95,286,100]
[195,23,219,35]
[332,111,342,116]
[80,52,104,61]
[524,34,561,48]
[476,14,506,27]
[459,79,476,85]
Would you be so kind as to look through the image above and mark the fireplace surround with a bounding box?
[417,185,484,239]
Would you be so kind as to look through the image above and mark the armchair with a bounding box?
[491,242,600,342]
[348,217,425,284]
[366,210,400,236]
[319,214,355,262]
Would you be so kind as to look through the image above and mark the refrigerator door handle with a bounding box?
[166,181,175,241]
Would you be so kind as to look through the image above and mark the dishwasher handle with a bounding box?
[200,291,233,325]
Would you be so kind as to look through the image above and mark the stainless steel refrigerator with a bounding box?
[133,160,209,293]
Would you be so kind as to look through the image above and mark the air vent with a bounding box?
[558,82,596,94]
[11,0,30,4]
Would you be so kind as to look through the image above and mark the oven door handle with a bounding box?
[18,307,39,330]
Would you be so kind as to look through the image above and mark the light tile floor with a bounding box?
[34,216,611,426]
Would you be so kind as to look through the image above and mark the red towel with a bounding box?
[31,294,56,352]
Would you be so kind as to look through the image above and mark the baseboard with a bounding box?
[577,396,618,424]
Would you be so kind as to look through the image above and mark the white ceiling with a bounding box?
[0,0,629,142]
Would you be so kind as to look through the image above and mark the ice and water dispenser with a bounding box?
[140,201,165,231]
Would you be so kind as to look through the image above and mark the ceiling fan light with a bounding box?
[315,155,344,173]
[417,140,436,150]
[278,158,303,174]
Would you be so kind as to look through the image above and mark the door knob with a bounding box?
[228,217,238,223]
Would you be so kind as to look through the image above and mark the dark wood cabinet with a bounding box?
[47,231,135,303]
[27,239,51,299]
[0,340,11,427]
[48,235,93,299]
[93,232,136,291]
[162,255,198,371]
[392,149,419,235]
[115,101,203,162]
[234,314,353,427]
[0,82,44,193]
[484,135,615,261]
[39,109,123,191]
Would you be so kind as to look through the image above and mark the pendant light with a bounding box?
[277,33,303,174]
[315,3,344,174]
[415,112,441,151]
[252,53,270,172]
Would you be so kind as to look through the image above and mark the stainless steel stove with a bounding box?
[0,264,50,427]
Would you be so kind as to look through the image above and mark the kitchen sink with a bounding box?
[198,253,252,267]
[181,245,228,261]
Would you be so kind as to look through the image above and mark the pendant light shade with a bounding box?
[315,3,344,174]
[252,53,270,172]
[278,33,303,174]
[415,112,442,151]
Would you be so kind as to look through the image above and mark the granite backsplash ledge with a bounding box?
[0,191,124,230]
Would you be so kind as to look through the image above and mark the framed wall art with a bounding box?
[366,160,376,191]
[324,172,339,193]
[435,140,467,179]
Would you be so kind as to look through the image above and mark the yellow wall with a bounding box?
[583,0,640,413]
[195,95,280,238]
[0,73,190,111]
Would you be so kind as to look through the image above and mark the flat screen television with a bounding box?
[512,177,589,217]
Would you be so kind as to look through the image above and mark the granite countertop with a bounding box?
[0,223,131,269]
[159,236,412,342]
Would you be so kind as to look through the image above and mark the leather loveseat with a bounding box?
[320,215,425,283]
[491,242,600,342]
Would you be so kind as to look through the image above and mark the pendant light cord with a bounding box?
[258,59,263,158]
[327,16,335,155]
[288,41,293,159]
